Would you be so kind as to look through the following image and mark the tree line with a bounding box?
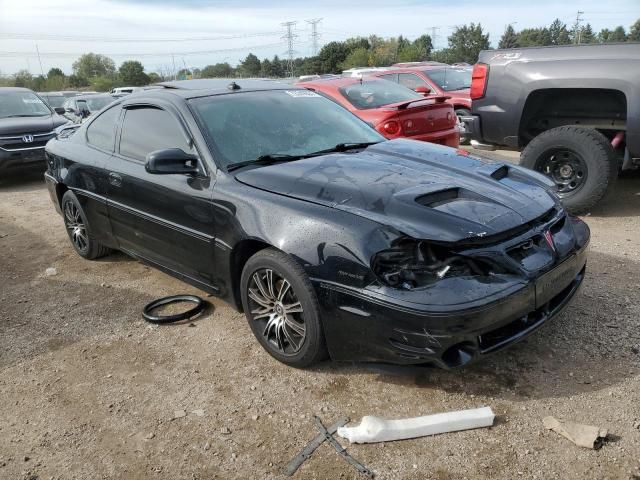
[1,18,638,92]
[499,18,640,48]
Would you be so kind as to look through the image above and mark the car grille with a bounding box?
[0,132,55,151]
[505,214,566,271]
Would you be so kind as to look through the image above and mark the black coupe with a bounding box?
[44,79,589,368]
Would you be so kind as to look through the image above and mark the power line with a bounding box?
[281,21,298,77]
[0,42,286,59]
[306,18,322,56]
[0,31,283,43]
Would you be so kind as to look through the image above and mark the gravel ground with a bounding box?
[1,151,639,480]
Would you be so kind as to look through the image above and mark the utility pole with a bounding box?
[35,44,45,78]
[573,10,584,44]
[281,21,298,78]
[306,18,322,56]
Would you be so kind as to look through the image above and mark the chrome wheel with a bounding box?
[247,268,306,355]
[64,201,88,253]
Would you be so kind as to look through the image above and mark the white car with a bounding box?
[109,86,142,95]
[341,67,390,78]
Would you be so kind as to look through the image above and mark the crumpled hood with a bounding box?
[235,139,557,242]
[0,114,66,135]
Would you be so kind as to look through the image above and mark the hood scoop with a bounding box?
[416,187,490,208]
[490,165,510,181]
[414,186,523,232]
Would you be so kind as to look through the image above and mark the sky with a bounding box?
[0,0,638,76]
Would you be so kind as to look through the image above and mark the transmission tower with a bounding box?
[281,21,298,77]
[306,18,322,56]
[430,26,440,49]
[573,10,584,44]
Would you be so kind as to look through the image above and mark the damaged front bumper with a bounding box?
[315,237,588,369]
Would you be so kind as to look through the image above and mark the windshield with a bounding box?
[339,79,423,109]
[190,90,384,168]
[79,97,113,112]
[0,91,51,118]
[43,95,66,109]
[425,68,472,91]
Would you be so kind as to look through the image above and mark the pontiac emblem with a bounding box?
[543,230,556,252]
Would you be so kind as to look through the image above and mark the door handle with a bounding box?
[109,172,122,187]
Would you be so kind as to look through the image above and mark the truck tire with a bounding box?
[520,126,617,215]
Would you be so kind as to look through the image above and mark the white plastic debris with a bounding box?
[45,267,57,276]
[337,407,495,444]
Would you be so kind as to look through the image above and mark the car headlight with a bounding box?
[371,239,498,290]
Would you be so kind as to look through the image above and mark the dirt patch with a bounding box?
[1,164,639,479]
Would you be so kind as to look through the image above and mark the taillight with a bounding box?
[381,120,401,136]
[470,63,489,100]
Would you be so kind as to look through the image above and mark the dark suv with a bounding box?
[0,87,69,174]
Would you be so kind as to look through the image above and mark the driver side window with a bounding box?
[119,107,193,162]
[86,105,121,152]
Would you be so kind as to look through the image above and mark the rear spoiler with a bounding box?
[394,96,451,110]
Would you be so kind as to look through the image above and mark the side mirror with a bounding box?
[54,107,66,115]
[414,85,431,96]
[145,148,200,175]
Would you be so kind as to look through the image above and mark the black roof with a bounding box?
[150,78,302,99]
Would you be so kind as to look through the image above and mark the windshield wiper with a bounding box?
[306,141,381,157]
[227,153,305,172]
[227,142,382,172]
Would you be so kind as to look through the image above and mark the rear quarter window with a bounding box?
[86,105,121,151]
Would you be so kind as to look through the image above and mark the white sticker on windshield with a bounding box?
[23,98,45,104]
[285,90,321,98]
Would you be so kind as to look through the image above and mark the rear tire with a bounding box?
[520,126,617,215]
[455,108,471,145]
[240,248,327,368]
[61,191,111,260]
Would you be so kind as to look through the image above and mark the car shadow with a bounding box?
[312,248,639,401]
[0,167,46,189]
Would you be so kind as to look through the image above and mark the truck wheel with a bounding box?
[520,126,617,215]
[455,108,471,145]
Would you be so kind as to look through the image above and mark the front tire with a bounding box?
[61,191,111,260]
[240,248,327,368]
[520,126,618,215]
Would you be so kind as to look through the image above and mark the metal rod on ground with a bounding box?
[285,416,349,476]
[314,416,374,479]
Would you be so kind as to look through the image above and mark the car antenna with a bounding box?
[227,81,241,91]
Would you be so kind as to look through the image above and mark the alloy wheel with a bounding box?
[64,201,89,253]
[247,268,306,355]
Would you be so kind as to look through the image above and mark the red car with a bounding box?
[298,77,459,147]
[371,66,472,142]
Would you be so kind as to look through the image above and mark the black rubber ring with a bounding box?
[142,294,206,324]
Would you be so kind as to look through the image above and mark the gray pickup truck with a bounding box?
[464,43,640,214]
